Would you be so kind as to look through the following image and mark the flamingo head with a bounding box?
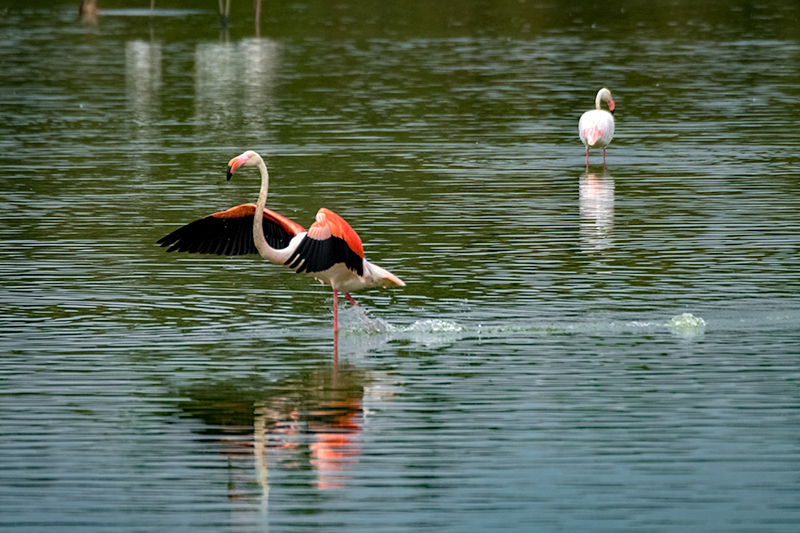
[226,150,262,181]
[597,87,615,115]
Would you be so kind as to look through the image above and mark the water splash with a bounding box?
[405,319,466,333]
[341,311,712,340]
[668,313,706,338]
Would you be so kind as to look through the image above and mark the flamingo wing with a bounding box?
[157,203,305,256]
[285,208,364,277]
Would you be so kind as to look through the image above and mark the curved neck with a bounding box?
[595,90,610,111]
[252,160,283,262]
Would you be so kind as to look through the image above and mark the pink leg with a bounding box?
[603,147,607,166]
[344,292,358,306]
[586,148,589,167]
[333,289,339,334]
[333,328,339,367]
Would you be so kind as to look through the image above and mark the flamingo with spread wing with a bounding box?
[158,150,405,333]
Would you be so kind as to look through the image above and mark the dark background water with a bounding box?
[1,1,799,531]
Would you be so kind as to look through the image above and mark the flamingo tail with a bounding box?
[365,262,406,288]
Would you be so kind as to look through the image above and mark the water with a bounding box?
[2,1,800,531]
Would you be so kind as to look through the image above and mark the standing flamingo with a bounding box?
[158,150,405,334]
[579,88,615,166]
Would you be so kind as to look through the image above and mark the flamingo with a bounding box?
[579,87,615,166]
[79,0,99,24]
[158,150,405,334]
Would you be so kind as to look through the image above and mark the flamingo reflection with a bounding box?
[125,40,161,125]
[176,362,370,522]
[124,39,162,180]
[579,172,615,253]
[194,38,281,132]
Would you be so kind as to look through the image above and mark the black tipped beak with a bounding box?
[226,166,234,181]
[610,108,615,115]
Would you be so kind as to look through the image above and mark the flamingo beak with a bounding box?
[226,154,247,181]
[608,99,616,115]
